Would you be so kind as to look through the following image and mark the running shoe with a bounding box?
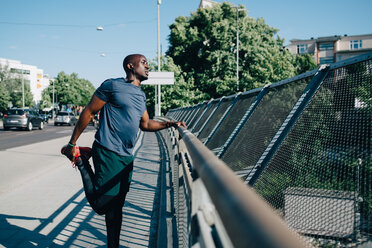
[61,145,92,167]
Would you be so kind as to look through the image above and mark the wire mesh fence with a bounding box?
[192,100,220,135]
[206,92,258,152]
[188,103,208,130]
[166,52,372,247]
[252,59,371,246]
[198,96,234,141]
[221,76,312,174]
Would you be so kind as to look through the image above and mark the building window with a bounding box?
[10,68,22,74]
[10,68,30,74]
[319,56,334,64]
[297,44,308,54]
[350,40,362,50]
[319,43,334,51]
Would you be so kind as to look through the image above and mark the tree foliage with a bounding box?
[166,2,296,100]
[142,56,206,117]
[254,62,372,219]
[41,71,95,109]
[294,54,317,74]
[0,64,33,112]
[0,83,10,113]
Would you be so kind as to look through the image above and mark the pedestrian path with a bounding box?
[119,131,161,248]
[0,130,163,247]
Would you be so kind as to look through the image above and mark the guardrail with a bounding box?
[158,121,307,248]
[163,52,372,247]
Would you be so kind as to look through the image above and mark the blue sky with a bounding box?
[0,0,371,88]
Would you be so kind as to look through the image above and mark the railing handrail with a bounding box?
[176,125,307,248]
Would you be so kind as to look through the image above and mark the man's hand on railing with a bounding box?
[168,121,186,129]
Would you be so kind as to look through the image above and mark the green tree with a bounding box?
[0,64,11,112]
[166,2,296,100]
[40,88,51,110]
[141,56,206,117]
[0,64,33,108]
[77,78,96,106]
[0,83,10,113]
[9,79,34,108]
[41,72,95,109]
[161,56,206,112]
[294,54,317,74]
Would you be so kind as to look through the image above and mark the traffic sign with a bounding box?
[142,72,174,85]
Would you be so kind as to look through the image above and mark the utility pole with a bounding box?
[21,65,25,108]
[52,80,55,118]
[236,7,239,92]
[157,0,161,116]
[235,7,244,92]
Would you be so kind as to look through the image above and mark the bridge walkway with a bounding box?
[0,130,171,248]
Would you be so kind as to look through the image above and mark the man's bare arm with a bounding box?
[63,94,106,161]
[140,110,186,132]
[69,94,106,144]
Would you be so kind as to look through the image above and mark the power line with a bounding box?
[0,19,157,28]
[16,43,156,55]
[0,21,92,28]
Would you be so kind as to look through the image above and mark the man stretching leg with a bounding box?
[62,54,185,247]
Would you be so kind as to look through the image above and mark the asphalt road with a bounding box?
[0,122,96,150]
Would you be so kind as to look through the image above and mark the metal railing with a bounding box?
[164,52,372,247]
[158,124,307,248]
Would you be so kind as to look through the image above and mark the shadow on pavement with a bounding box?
[0,132,163,247]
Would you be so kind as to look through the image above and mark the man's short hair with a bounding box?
[123,54,144,74]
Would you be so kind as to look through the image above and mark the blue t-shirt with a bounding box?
[94,78,147,156]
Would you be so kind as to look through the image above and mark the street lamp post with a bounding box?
[21,66,25,108]
[156,0,161,116]
[235,7,244,92]
[52,80,55,118]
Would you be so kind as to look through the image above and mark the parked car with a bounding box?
[40,114,49,123]
[3,108,44,131]
[54,111,77,126]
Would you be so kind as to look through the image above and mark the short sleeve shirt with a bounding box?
[94,78,147,156]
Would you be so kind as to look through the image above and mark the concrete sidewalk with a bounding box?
[0,130,164,247]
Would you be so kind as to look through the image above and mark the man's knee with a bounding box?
[89,194,117,215]
[94,207,106,216]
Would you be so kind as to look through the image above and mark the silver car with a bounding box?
[54,111,77,126]
[3,108,44,131]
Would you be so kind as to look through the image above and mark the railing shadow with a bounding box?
[0,188,108,247]
[0,132,164,247]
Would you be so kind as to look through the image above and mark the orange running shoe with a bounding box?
[61,145,92,167]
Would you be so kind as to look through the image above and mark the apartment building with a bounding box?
[0,58,51,106]
[286,34,372,64]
